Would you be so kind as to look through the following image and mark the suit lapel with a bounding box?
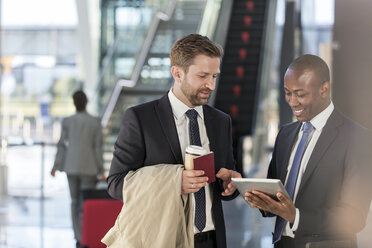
[203,106,217,158]
[155,94,183,164]
[297,110,343,196]
[279,123,301,183]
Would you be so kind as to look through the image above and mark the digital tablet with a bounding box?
[232,178,290,206]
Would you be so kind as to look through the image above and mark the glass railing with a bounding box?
[90,0,174,118]
[102,0,224,130]
[99,0,177,127]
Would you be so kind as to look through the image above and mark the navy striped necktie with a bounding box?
[186,109,206,232]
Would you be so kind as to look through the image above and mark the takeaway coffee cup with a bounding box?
[184,145,208,170]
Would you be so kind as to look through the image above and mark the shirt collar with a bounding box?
[307,101,334,131]
[168,89,204,120]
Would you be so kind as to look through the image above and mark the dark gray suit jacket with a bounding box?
[268,108,372,246]
[107,94,238,248]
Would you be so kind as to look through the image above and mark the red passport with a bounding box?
[193,152,216,183]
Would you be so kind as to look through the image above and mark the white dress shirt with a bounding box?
[168,89,215,233]
[283,102,334,237]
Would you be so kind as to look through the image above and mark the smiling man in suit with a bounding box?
[245,54,372,248]
[107,34,241,248]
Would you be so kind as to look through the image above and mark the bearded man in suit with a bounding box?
[107,34,241,248]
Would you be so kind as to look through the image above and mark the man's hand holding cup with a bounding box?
[182,145,209,194]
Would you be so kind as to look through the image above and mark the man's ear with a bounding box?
[171,66,184,83]
[320,81,331,98]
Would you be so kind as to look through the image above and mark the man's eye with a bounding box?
[296,94,305,98]
[199,75,206,78]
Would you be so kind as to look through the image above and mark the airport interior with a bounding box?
[0,0,372,247]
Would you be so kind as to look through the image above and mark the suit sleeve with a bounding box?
[52,118,68,171]
[107,108,145,200]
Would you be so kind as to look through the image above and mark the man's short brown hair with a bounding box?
[170,34,223,73]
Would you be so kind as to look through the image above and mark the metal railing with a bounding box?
[3,141,57,198]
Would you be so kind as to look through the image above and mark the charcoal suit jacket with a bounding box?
[107,93,238,248]
[268,108,372,247]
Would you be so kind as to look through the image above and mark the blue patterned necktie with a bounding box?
[185,109,206,232]
[273,122,314,243]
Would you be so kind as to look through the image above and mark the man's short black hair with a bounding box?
[72,90,87,112]
[288,54,330,84]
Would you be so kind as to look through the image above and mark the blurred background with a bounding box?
[0,0,371,247]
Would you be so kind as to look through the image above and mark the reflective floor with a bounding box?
[0,145,371,248]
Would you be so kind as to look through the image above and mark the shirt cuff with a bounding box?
[290,208,300,231]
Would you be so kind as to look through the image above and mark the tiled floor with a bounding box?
[0,193,75,248]
[1,145,75,248]
[0,145,371,248]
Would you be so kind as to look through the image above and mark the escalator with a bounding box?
[214,0,270,173]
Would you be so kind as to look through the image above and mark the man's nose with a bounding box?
[287,95,299,107]
[206,78,216,90]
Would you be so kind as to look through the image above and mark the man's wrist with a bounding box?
[289,205,297,223]
[290,208,300,231]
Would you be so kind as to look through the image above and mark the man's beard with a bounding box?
[187,88,212,106]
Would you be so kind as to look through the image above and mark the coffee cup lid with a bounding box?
[185,145,207,156]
